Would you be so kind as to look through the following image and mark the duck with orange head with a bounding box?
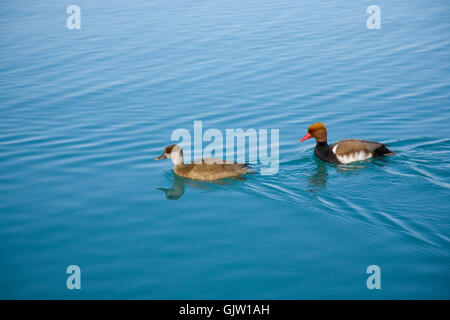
[299,122,395,164]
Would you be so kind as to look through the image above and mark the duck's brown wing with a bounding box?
[331,139,393,156]
[176,159,249,180]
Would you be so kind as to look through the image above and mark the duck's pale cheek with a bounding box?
[170,151,184,166]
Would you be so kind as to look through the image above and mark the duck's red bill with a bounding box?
[299,132,312,142]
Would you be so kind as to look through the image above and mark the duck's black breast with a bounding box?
[314,141,341,164]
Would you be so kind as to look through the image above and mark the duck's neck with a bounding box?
[314,139,340,164]
[316,140,329,149]
[171,151,184,167]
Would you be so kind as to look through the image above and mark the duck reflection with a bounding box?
[308,158,328,191]
[157,174,186,200]
[157,173,238,200]
[308,156,380,192]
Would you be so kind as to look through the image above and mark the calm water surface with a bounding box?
[0,0,449,299]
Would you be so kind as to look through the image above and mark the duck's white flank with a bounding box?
[332,143,373,164]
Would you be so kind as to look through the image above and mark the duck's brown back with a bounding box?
[174,158,249,181]
[330,139,393,164]
[331,139,385,155]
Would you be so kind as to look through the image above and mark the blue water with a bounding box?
[1,0,449,299]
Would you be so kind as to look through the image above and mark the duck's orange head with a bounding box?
[299,122,327,143]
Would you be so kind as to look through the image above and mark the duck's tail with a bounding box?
[375,144,396,156]
[243,163,257,173]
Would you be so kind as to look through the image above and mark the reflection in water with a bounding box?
[308,159,328,190]
[157,174,185,200]
[157,172,239,200]
[335,157,387,172]
[308,157,384,192]
[161,157,391,199]
[335,162,371,172]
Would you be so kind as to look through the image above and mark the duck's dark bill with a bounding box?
[155,154,167,160]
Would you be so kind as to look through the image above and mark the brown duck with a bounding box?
[155,144,251,181]
[299,123,395,164]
